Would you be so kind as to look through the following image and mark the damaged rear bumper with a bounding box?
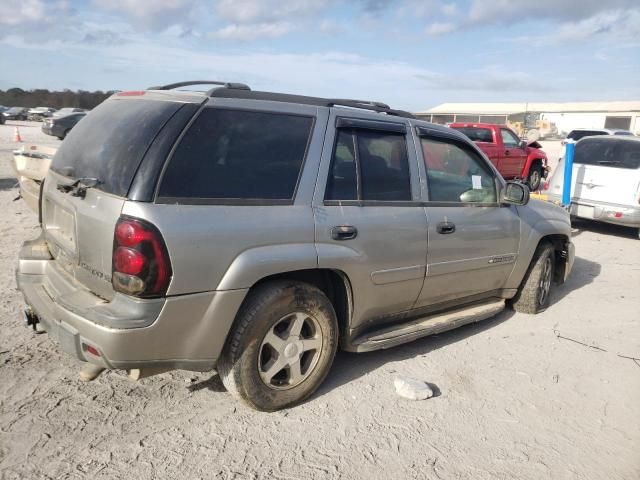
[16,236,248,372]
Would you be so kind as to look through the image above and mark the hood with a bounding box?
[517,197,571,235]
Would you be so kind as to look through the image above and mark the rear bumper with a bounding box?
[545,195,640,228]
[17,237,248,371]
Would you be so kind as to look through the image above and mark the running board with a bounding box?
[351,299,506,352]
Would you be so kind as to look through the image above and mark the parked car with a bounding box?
[546,136,640,239]
[561,128,634,145]
[449,123,549,191]
[28,107,57,121]
[12,144,57,213]
[16,81,574,411]
[42,112,86,139]
[52,107,87,118]
[0,106,6,124]
[2,107,28,121]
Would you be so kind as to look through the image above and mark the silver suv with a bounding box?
[17,81,575,411]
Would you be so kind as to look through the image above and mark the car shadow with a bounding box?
[314,308,516,399]
[571,218,638,240]
[552,255,601,304]
[0,178,18,191]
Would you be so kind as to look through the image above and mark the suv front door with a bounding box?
[499,128,527,178]
[313,113,428,334]
[414,128,520,308]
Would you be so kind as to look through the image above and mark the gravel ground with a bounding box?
[0,123,638,480]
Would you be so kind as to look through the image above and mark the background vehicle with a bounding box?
[17,81,574,411]
[449,122,549,190]
[546,136,640,239]
[0,106,6,124]
[561,128,634,146]
[2,107,28,121]
[42,112,86,139]
[11,144,57,213]
[28,107,57,121]
[52,107,87,118]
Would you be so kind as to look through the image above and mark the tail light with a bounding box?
[112,216,172,297]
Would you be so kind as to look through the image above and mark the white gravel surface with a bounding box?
[0,122,638,479]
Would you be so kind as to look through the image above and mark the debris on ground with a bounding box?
[394,376,435,400]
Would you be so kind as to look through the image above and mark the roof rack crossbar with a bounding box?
[148,80,251,91]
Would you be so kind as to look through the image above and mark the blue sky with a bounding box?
[0,0,638,110]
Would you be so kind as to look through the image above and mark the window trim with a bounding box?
[154,106,316,206]
[323,125,414,205]
[335,116,407,133]
[416,129,501,207]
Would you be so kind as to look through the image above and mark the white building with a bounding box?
[415,101,640,135]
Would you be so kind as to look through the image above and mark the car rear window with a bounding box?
[567,130,606,141]
[158,108,314,202]
[575,139,640,169]
[450,127,494,143]
[50,99,181,197]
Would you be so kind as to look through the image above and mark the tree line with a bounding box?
[0,88,116,110]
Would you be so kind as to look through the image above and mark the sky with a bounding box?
[0,0,638,111]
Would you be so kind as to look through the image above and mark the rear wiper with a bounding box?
[57,177,101,199]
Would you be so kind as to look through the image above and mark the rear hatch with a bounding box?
[42,95,187,300]
[548,138,640,206]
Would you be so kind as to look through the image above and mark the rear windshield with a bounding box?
[575,139,640,169]
[450,127,494,143]
[50,99,181,197]
[567,130,606,141]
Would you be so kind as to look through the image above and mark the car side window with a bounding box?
[500,129,520,147]
[421,136,497,204]
[325,128,411,202]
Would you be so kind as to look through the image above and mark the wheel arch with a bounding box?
[250,268,353,345]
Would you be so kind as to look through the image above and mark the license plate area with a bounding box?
[44,198,77,254]
[572,203,595,219]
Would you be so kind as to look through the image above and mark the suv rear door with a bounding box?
[313,111,428,333]
[415,127,520,307]
[42,95,191,300]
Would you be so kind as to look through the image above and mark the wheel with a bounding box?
[510,242,555,314]
[218,281,338,411]
[527,163,542,191]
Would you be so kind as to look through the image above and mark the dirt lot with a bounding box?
[0,122,639,479]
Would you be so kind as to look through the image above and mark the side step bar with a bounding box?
[351,299,506,352]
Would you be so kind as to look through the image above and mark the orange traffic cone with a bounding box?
[14,127,22,142]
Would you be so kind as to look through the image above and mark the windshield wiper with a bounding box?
[57,177,101,199]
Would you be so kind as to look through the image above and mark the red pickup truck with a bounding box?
[449,123,548,191]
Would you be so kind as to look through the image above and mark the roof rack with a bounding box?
[147,80,251,92]
[208,88,415,119]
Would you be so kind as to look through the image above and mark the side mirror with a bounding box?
[502,181,530,206]
[519,140,528,150]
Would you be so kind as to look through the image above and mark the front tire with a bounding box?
[218,281,338,411]
[511,242,555,314]
[527,163,542,191]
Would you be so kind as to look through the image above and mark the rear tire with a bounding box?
[527,163,542,191]
[510,242,555,314]
[218,281,338,411]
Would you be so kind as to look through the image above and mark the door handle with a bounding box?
[504,150,510,156]
[331,225,358,241]
[436,222,456,234]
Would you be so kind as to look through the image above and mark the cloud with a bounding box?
[215,0,327,24]
[416,69,554,93]
[0,0,68,26]
[92,0,195,30]
[211,22,293,41]
[425,22,455,36]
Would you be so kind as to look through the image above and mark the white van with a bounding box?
[546,136,640,239]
